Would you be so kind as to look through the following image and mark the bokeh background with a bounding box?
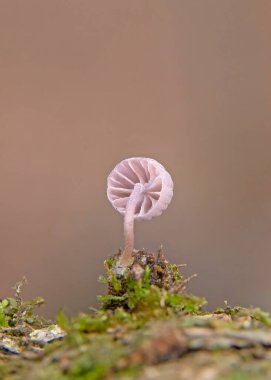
[1,0,271,318]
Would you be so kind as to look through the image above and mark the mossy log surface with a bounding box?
[1,251,271,380]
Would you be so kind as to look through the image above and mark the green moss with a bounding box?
[248,307,271,326]
[110,272,122,292]
[0,299,10,327]
[97,266,205,320]
[2,252,271,380]
[100,250,200,313]
[215,305,271,327]
[0,282,48,330]
[165,293,207,313]
[168,263,183,282]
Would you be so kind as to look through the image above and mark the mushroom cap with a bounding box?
[107,157,173,221]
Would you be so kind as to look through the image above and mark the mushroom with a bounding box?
[107,157,173,267]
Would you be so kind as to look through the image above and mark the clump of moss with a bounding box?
[214,302,271,327]
[0,277,55,362]
[97,248,205,318]
[104,248,186,294]
[0,299,10,327]
[0,277,49,331]
[56,249,206,339]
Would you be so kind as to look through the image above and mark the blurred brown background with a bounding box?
[0,1,271,318]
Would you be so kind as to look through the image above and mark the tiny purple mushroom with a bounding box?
[107,157,173,266]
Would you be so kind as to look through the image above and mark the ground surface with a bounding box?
[1,252,271,380]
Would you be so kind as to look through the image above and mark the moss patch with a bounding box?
[1,250,271,380]
[100,249,200,311]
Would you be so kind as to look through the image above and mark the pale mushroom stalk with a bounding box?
[121,183,144,266]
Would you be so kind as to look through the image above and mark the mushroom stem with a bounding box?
[119,183,143,266]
